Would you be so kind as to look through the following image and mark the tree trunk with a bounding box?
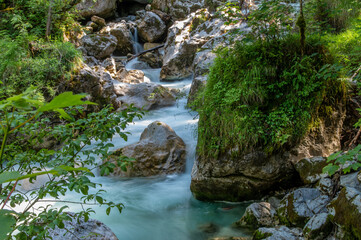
[297,0,306,57]
[45,0,54,39]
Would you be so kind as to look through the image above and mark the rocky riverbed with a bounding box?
[49,0,361,239]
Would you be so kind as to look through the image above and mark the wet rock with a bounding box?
[303,213,333,240]
[107,121,186,177]
[138,11,167,43]
[294,156,329,184]
[277,188,330,228]
[160,9,245,81]
[76,0,116,19]
[329,171,361,239]
[101,22,134,55]
[198,222,219,233]
[253,226,304,240]
[47,212,118,240]
[81,34,117,59]
[139,52,163,68]
[234,202,273,228]
[114,82,177,110]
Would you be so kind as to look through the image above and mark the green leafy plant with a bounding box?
[195,33,345,158]
[0,88,142,239]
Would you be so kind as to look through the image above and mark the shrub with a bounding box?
[196,34,345,158]
[0,34,81,97]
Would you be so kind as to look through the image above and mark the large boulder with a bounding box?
[137,11,167,43]
[160,9,244,81]
[277,188,330,228]
[64,64,119,110]
[76,0,117,19]
[81,34,117,59]
[100,22,134,55]
[190,101,345,201]
[47,212,118,240]
[233,202,274,228]
[294,156,329,184]
[328,171,361,239]
[113,82,178,110]
[107,121,186,177]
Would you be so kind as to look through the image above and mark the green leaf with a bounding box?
[0,210,16,239]
[53,165,90,173]
[0,171,22,184]
[96,196,103,204]
[0,166,89,184]
[323,164,340,176]
[327,151,342,162]
[38,92,96,113]
[53,108,72,120]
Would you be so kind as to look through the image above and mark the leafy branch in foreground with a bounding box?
[0,87,142,239]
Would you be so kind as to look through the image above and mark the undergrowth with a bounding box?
[195,34,345,158]
[0,34,81,98]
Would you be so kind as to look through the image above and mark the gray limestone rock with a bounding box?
[114,82,177,110]
[137,12,167,43]
[100,22,134,56]
[294,157,329,184]
[277,188,330,228]
[303,213,333,240]
[254,226,304,240]
[106,121,186,177]
[76,0,116,19]
[234,202,274,228]
[81,34,117,59]
[47,212,118,240]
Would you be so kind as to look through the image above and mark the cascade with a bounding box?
[54,58,250,239]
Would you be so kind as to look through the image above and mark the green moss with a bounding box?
[189,10,210,32]
[195,34,345,159]
[331,188,361,239]
[253,230,272,240]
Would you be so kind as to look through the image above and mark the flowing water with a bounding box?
[53,59,251,240]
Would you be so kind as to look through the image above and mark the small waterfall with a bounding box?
[132,27,143,54]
